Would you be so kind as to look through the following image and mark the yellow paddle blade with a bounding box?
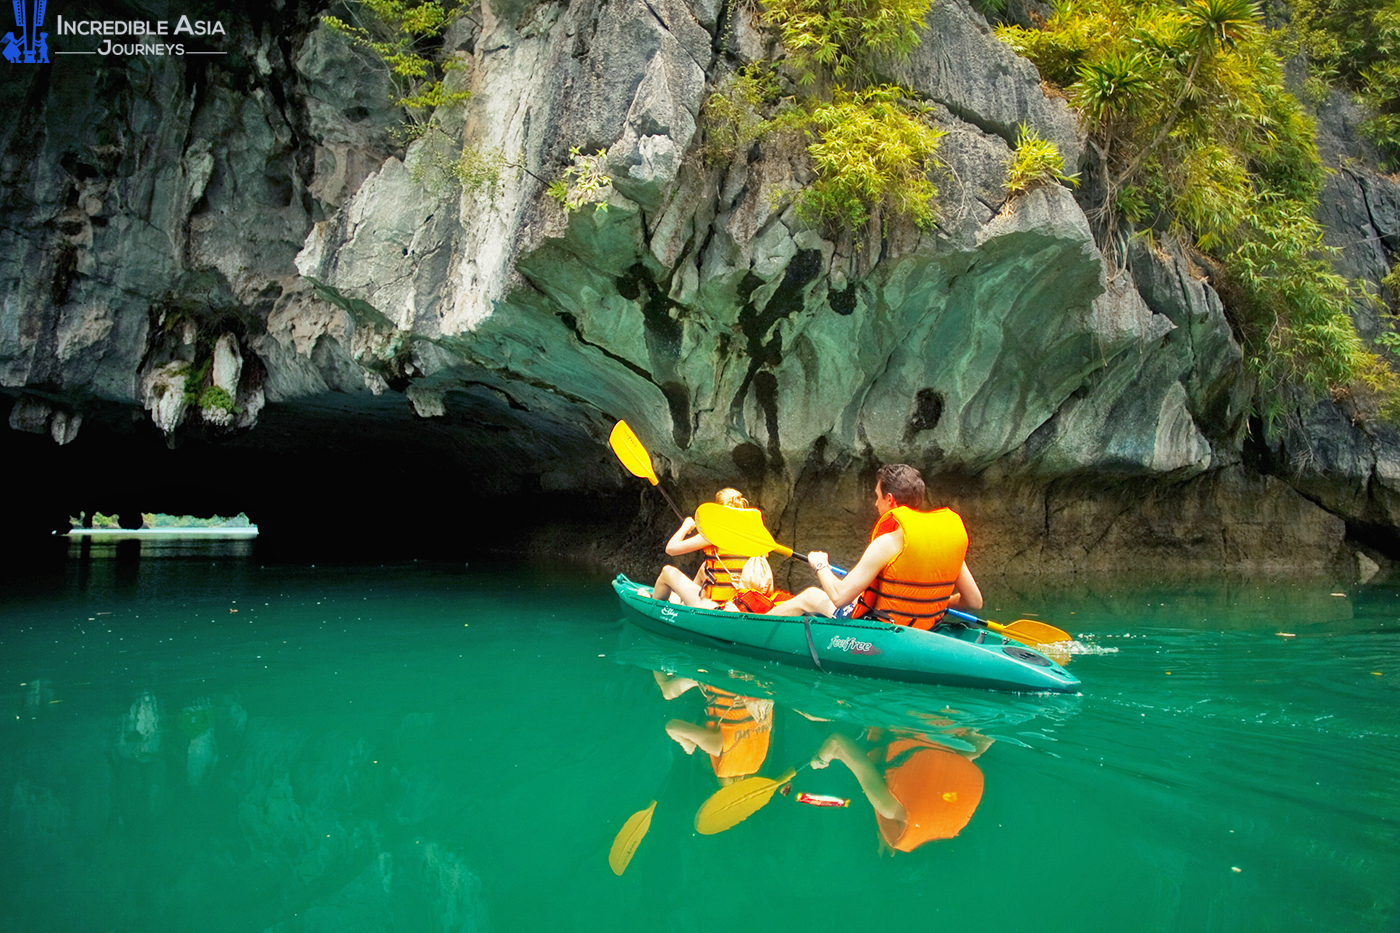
[609,800,657,876]
[694,503,786,558]
[609,421,659,486]
[693,768,796,835]
[993,617,1072,647]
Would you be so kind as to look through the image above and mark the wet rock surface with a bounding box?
[0,0,1393,575]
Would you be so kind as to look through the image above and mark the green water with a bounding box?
[2,536,1397,933]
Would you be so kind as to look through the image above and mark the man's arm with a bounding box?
[806,529,903,609]
[947,561,982,611]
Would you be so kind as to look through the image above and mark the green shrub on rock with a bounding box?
[997,0,1398,416]
[800,85,943,229]
[759,0,930,85]
[1004,124,1077,198]
[1282,0,1400,170]
[322,0,472,121]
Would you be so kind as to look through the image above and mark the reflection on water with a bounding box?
[64,528,259,562]
[0,544,1397,933]
[620,660,995,869]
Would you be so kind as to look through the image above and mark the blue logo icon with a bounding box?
[5,0,49,63]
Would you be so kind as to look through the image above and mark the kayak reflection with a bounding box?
[609,671,783,875]
[609,657,1002,875]
[809,727,990,852]
[655,672,774,786]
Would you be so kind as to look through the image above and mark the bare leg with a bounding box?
[653,671,699,700]
[767,586,837,617]
[666,719,723,756]
[650,565,709,606]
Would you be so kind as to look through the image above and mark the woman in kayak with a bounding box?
[650,556,790,612]
[663,488,753,602]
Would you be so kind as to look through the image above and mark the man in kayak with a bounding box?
[774,463,982,625]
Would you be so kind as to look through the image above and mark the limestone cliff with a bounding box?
[1,0,1396,576]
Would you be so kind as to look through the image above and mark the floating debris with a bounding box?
[793,792,849,808]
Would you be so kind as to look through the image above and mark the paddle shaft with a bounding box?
[654,485,684,521]
[777,542,850,576]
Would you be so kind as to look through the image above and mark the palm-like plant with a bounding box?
[1183,0,1260,50]
[1111,0,1262,195]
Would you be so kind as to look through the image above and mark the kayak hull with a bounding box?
[611,575,1080,694]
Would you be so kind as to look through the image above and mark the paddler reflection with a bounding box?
[607,669,784,874]
[653,671,773,785]
[610,651,1002,873]
[808,726,992,852]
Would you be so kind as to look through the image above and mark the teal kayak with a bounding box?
[611,575,1081,694]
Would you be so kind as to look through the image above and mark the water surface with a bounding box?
[2,537,1396,932]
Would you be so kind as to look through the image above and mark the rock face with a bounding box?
[0,0,1391,574]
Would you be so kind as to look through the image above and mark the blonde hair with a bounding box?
[737,556,773,594]
[714,487,748,509]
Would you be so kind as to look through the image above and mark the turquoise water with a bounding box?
[2,536,1397,933]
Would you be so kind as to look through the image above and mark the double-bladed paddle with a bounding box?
[943,608,1072,647]
[608,420,684,519]
[694,502,1073,648]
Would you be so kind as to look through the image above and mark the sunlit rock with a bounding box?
[142,363,190,437]
[0,0,1392,569]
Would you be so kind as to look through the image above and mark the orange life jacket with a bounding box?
[872,737,984,852]
[700,545,749,602]
[729,589,776,614]
[852,506,968,630]
[701,686,772,780]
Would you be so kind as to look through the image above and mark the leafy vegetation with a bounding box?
[700,66,780,166]
[68,513,255,530]
[997,0,1398,415]
[1004,123,1077,198]
[1385,261,1400,313]
[1280,0,1400,170]
[547,147,614,212]
[323,0,496,197]
[322,0,472,120]
[197,385,238,415]
[698,0,947,232]
[800,85,943,228]
[758,0,930,85]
